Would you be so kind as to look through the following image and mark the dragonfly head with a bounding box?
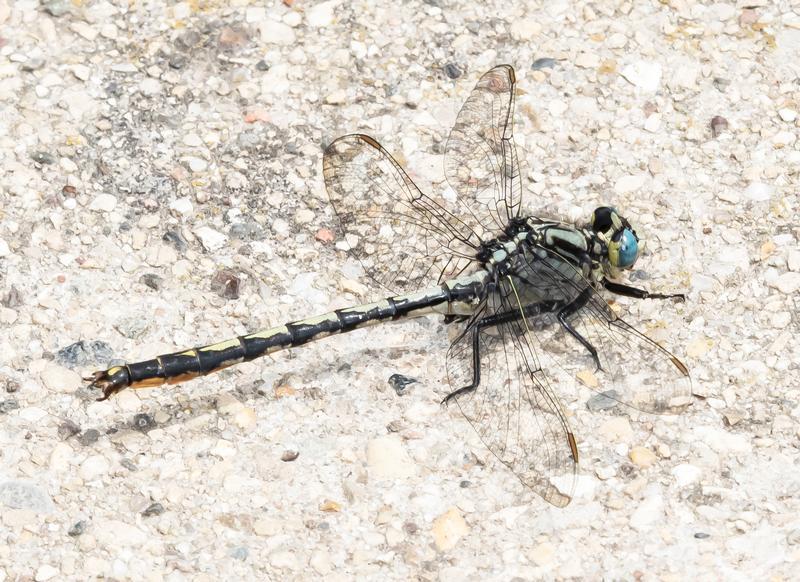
[591,206,640,272]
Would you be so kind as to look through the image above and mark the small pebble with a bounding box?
[629,446,657,468]
[141,502,164,517]
[431,507,469,552]
[366,436,417,479]
[598,417,633,442]
[78,429,100,446]
[444,63,462,79]
[68,520,88,537]
[132,413,156,432]
[194,226,228,252]
[35,565,59,581]
[387,373,417,396]
[586,390,619,411]
[211,268,241,300]
[0,399,19,414]
[88,193,117,213]
[531,57,557,71]
[31,151,56,164]
[710,115,728,138]
[58,420,81,440]
[694,532,710,540]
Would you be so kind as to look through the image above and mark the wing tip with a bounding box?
[357,134,382,150]
[671,356,690,377]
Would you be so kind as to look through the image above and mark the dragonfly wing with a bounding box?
[445,280,578,507]
[444,64,523,234]
[512,244,693,414]
[323,134,481,294]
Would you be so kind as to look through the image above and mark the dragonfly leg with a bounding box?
[603,280,685,302]
[558,287,602,371]
[442,323,482,405]
[442,302,561,405]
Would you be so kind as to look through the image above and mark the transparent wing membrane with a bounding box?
[323,134,481,294]
[446,278,578,507]
[511,245,693,414]
[445,64,523,232]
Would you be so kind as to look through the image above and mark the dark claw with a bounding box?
[84,370,127,401]
[650,292,686,302]
[442,386,474,406]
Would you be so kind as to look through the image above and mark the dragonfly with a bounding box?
[86,65,692,506]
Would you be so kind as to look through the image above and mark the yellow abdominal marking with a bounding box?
[200,338,240,352]
[247,326,289,340]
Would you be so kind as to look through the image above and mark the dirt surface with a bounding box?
[1,0,798,580]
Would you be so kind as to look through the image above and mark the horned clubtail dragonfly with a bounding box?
[87,65,691,506]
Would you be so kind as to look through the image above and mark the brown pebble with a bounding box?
[274,384,297,398]
[319,499,341,512]
[710,115,728,138]
[315,228,335,243]
[281,450,299,462]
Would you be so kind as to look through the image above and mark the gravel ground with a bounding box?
[1,0,799,580]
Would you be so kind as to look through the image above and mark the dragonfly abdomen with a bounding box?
[87,281,481,400]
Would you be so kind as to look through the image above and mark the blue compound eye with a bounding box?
[609,228,639,269]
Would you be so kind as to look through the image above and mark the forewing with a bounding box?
[445,64,523,233]
[323,134,481,294]
[513,245,693,414]
[445,282,578,507]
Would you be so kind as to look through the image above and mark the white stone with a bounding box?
[431,507,469,551]
[709,3,736,20]
[778,108,797,122]
[40,364,82,393]
[529,541,556,566]
[772,131,796,147]
[182,133,202,147]
[787,250,800,272]
[549,99,568,117]
[0,238,9,257]
[49,442,73,472]
[630,490,664,530]
[71,65,91,81]
[571,96,597,117]
[644,113,661,132]
[169,197,193,216]
[325,90,347,105]
[509,18,541,41]
[35,565,59,581]
[95,520,147,547]
[614,173,646,194]
[186,156,207,172]
[283,11,302,27]
[598,417,633,442]
[774,272,800,294]
[139,78,161,95]
[259,19,295,45]
[194,226,227,252]
[692,427,751,454]
[245,6,265,23]
[743,182,772,201]
[620,61,661,92]
[608,33,627,48]
[79,455,110,481]
[310,551,332,574]
[671,463,702,487]
[366,436,417,479]
[89,193,117,212]
[269,549,298,569]
[307,0,337,27]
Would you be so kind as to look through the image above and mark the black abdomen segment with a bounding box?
[88,281,480,400]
